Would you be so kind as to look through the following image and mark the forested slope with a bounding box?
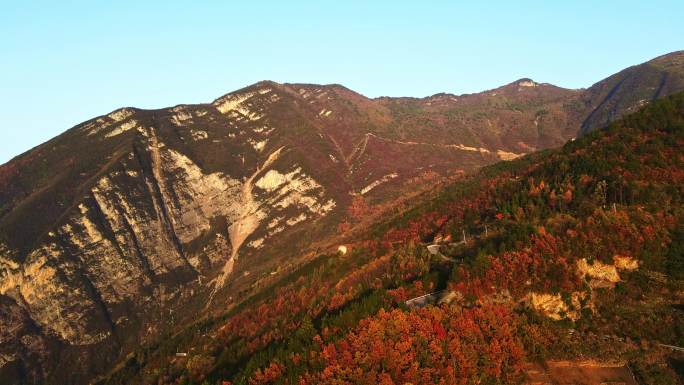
[97,85,684,385]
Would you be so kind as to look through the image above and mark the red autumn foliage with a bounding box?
[387,280,430,304]
[249,362,285,385]
[348,195,374,221]
[216,277,329,353]
[451,231,583,298]
[300,305,525,385]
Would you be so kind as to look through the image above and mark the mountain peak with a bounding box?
[515,78,537,87]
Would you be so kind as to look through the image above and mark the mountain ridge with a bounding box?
[6,50,684,170]
[1,50,683,385]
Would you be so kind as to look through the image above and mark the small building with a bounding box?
[426,244,441,255]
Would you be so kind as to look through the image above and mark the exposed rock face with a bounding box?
[0,83,350,384]
[529,255,640,321]
[528,292,586,321]
[576,256,639,288]
[0,51,683,384]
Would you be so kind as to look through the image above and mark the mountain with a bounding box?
[100,86,684,385]
[0,51,683,384]
[579,50,684,133]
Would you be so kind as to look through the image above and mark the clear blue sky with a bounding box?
[1,1,682,164]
